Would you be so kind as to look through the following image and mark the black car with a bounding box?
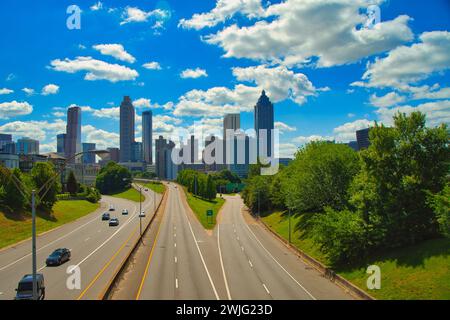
[109,205,115,211]
[102,212,110,220]
[46,248,71,266]
[109,218,119,227]
[15,274,45,300]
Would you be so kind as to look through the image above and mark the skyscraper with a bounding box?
[155,136,177,180]
[142,110,153,164]
[0,134,14,154]
[120,96,135,162]
[254,90,274,158]
[57,133,66,155]
[223,113,240,164]
[16,137,39,155]
[356,128,371,150]
[132,141,143,162]
[82,143,96,164]
[66,106,81,162]
[107,147,120,162]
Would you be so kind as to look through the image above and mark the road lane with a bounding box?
[218,195,353,300]
[137,183,219,300]
[0,185,160,300]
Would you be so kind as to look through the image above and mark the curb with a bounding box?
[255,213,375,301]
[99,186,167,300]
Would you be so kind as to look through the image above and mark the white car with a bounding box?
[139,212,146,218]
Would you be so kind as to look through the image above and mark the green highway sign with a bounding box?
[206,209,213,217]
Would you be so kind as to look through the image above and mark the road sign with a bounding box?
[206,210,213,217]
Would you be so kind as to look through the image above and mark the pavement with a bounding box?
[0,184,161,300]
[132,183,353,300]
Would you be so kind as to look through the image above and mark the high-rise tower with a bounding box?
[254,90,274,158]
[66,106,81,162]
[142,110,153,164]
[120,96,135,162]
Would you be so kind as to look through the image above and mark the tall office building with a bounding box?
[155,136,177,180]
[66,106,82,162]
[0,134,14,154]
[82,143,96,164]
[132,141,143,162]
[120,96,135,162]
[254,90,274,158]
[223,114,240,164]
[356,128,371,150]
[57,133,66,155]
[142,110,153,164]
[16,137,39,155]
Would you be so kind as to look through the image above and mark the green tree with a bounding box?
[283,141,360,213]
[31,162,61,210]
[2,168,27,210]
[66,170,78,195]
[428,182,450,237]
[95,161,132,194]
[206,175,216,200]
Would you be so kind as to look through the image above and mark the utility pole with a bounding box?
[258,189,260,220]
[288,208,292,244]
[31,190,37,300]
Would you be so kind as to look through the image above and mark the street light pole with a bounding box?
[288,208,292,244]
[31,190,37,300]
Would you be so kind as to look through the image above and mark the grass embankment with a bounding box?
[144,182,166,194]
[262,211,450,300]
[0,200,100,249]
[110,187,145,202]
[183,188,225,229]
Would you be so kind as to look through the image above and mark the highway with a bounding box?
[135,184,352,300]
[0,184,161,300]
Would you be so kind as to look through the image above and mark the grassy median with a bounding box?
[184,188,225,229]
[262,211,450,300]
[144,182,166,194]
[0,200,100,249]
[110,187,144,202]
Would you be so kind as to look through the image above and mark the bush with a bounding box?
[85,188,101,203]
[95,161,132,194]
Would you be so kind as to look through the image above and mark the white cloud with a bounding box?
[22,88,35,96]
[179,0,265,30]
[142,61,162,70]
[41,84,60,96]
[375,100,450,127]
[407,84,450,101]
[134,98,174,111]
[204,0,413,68]
[0,101,33,119]
[52,111,65,118]
[292,135,334,145]
[134,98,151,108]
[82,125,120,150]
[333,119,375,142]
[275,121,297,133]
[93,44,136,63]
[173,64,321,117]
[80,105,120,119]
[90,1,103,11]
[180,68,208,79]
[358,31,450,89]
[120,6,170,26]
[0,88,13,95]
[0,119,66,143]
[279,143,298,158]
[347,113,356,118]
[369,92,406,108]
[50,56,139,82]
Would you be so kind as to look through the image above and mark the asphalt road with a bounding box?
[0,184,161,300]
[136,184,352,300]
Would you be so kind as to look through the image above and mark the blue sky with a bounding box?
[0,0,449,158]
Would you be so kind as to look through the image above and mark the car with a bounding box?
[46,248,71,266]
[109,218,119,227]
[15,274,45,300]
[145,188,149,192]
[122,209,129,215]
[139,212,146,218]
[109,205,115,211]
[102,212,110,221]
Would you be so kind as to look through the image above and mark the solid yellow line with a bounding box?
[76,225,139,300]
[135,209,165,300]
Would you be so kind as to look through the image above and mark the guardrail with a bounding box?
[99,184,167,300]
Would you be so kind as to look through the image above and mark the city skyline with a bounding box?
[0,1,448,159]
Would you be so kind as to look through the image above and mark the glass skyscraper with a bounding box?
[120,96,135,163]
[254,90,274,158]
[142,110,153,164]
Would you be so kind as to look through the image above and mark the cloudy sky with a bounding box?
[0,0,449,157]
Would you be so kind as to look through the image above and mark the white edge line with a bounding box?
[187,220,220,300]
[245,223,317,300]
[217,224,232,300]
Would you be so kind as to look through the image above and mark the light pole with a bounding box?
[6,149,109,300]
[288,208,292,244]
[139,186,143,236]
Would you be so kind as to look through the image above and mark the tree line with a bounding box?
[177,169,217,201]
[242,112,450,266]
